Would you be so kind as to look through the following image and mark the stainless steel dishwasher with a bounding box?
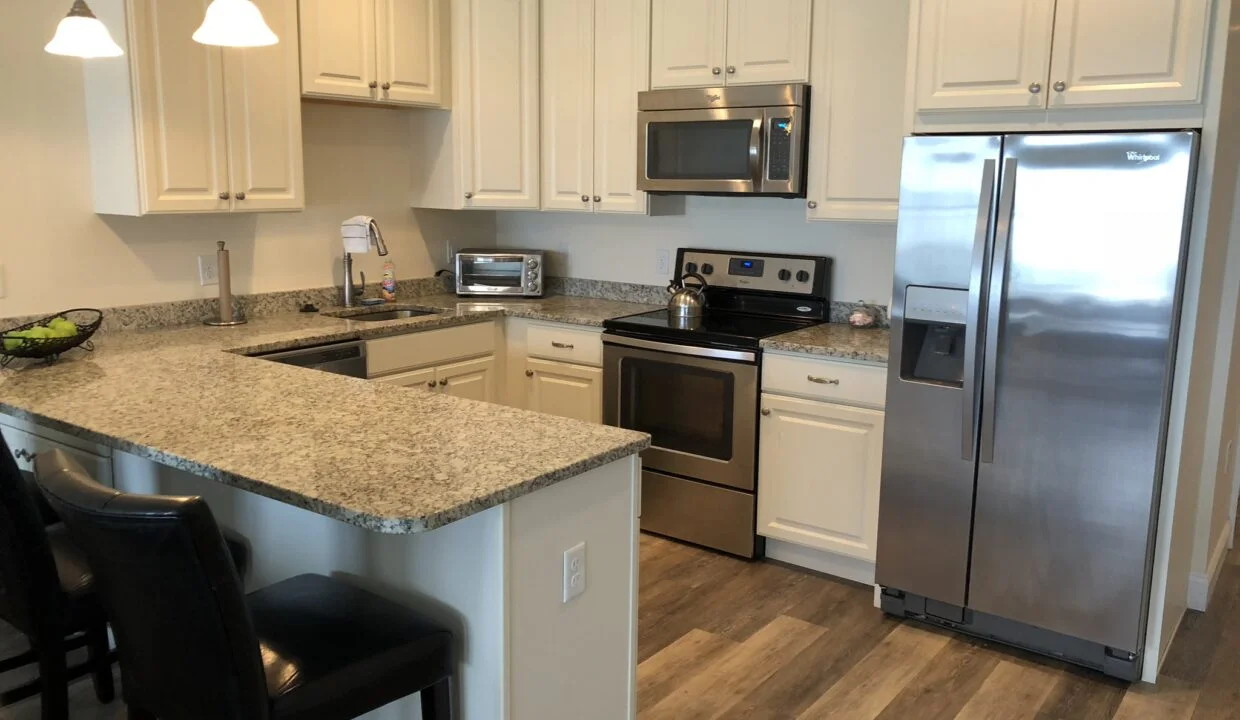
[253,341,367,378]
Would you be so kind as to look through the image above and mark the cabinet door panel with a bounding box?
[1,425,114,487]
[757,394,883,560]
[913,0,1055,111]
[377,0,445,106]
[649,0,727,89]
[541,0,595,211]
[593,0,650,214]
[525,358,602,423]
[132,0,230,213]
[373,367,438,389]
[298,0,378,100]
[724,0,811,85]
[806,0,907,222]
[438,356,497,402]
[463,0,540,208]
[224,0,304,211]
[1047,0,1210,107]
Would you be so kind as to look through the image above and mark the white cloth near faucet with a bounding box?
[341,216,381,254]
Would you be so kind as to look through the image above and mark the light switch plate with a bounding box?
[656,249,671,278]
[198,255,219,286]
[563,542,586,603]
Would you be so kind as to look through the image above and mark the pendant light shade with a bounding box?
[193,0,279,47]
[44,1,123,59]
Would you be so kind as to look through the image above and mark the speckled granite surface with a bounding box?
[761,323,891,365]
[0,297,655,533]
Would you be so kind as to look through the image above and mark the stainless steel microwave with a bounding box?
[455,249,545,297]
[637,83,808,198]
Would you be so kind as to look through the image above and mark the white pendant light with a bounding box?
[44,0,123,59]
[193,0,279,48]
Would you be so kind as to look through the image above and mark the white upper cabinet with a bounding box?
[299,0,445,107]
[84,0,303,215]
[805,0,908,222]
[540,0,650,214]
[1046,0,1210,107]
[912,0,1055,112]
[650,0,809,89]
[724,0,812,85]
[649,0,727,88]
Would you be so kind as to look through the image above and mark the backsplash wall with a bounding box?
[495,197,897,306]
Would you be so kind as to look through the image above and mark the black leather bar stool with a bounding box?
[35,449,455,720]
[0,433,114,720]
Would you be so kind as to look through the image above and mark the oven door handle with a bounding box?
[603,334,756,363]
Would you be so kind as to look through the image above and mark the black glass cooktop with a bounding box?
[603,309,818,350]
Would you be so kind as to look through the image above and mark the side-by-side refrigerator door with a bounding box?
[875,135,1002,607]
[968,132,1199,657]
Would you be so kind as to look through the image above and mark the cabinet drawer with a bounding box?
[1,425,114,487]
[762,354,886,408]
[367,322,496,376]
[526,323,603,367]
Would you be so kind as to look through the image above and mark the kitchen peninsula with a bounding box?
[0,301,651,720]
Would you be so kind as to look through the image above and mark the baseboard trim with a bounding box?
[764,538,876,585]
[1188,520,1231,611]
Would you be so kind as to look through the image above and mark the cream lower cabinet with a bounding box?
[524,358,603,423]
[757,393,884,561]
[367,322,499,402]
[438,357,497,401]
[1,418,114,487]
[373,366,438,389]
[85,0,303,215]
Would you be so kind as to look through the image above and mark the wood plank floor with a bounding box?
[637,532,1240,720]
[2,531,1238,718]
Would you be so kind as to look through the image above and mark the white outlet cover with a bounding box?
[563,542,586,603]
[656,249,671,278]
[198,254,219,286]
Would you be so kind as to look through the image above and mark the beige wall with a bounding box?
[0,1,494,319]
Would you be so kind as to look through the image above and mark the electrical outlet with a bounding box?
[562,542,586,603]
[656,249,671,278]
[198,255,219,286]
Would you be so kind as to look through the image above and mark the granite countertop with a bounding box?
[761,323,890,365]
[0,295,658,533]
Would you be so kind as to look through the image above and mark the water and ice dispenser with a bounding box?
[899,286,968,386]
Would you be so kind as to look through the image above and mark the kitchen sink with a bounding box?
[343,309,438,321]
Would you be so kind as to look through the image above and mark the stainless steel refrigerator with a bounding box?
[875,132,1199,681]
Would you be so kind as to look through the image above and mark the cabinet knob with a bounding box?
[13,448,33,461]
[1053,80,1067,92]
[438,379,448,387]
[1028,82,1042,94]
[369,81,378,89]
[726,66,736,75]
[712,66,722,75]
[593,195,601,203]
[526,369,535,377]
[581,194,590,203]
[464,192,473,200]
[760,408,771,417]
[235,192,246,200]
[382,82,391,90]
[427,381,436,388]
[219,192,231,200]
[807,200,817,210]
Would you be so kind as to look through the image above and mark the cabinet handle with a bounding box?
[427,381,436,388]
[551,341,574,349]
[369,81,378,89]
[593,195,601,203]
[1028,82,1042,94]
[761,408,771,417]
[382,82,391,90]
[807,375,840,385]
[438,379,448,386]
[581,194,590,203]
[526,369,535,377]
[712,67,722,75]
[807,200,817,210]
[235,192,246,200]
[218,192,231,200]
[1053,80,1067,92]
[464,192,473,200]
[13,448,33,461]
[726,66,736,74]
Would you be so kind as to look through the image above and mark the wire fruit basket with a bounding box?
[0,309,104,367]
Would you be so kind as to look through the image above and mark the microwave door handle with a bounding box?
[749,116,764,191]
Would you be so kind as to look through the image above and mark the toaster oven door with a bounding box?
[456,254,528,295]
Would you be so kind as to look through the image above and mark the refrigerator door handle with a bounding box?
[980,158,1018,464]
[962,159,998,461]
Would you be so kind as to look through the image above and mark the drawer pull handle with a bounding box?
[807,376,840,385]
[551,341,575,349]
[13,448,33,461]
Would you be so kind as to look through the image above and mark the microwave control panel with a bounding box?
[768,118,793,181]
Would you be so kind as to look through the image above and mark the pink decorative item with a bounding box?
[849,308,876,328]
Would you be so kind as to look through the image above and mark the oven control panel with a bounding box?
[679,250,826,296]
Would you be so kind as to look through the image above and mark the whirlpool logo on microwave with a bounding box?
[1127,151,1161,163]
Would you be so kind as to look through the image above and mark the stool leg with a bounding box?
[85,620,114,703]
[36,636,68,720]
[420,676,452,720]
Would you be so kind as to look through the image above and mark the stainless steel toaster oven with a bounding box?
[455,249,545,297]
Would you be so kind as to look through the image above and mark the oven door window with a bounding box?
[618,357,735,460]
[646,120,754,181]
[459,257,522,287]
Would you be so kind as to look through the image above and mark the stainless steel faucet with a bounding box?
[341,223,390,307]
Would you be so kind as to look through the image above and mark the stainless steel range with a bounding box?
[603,249,832,558]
